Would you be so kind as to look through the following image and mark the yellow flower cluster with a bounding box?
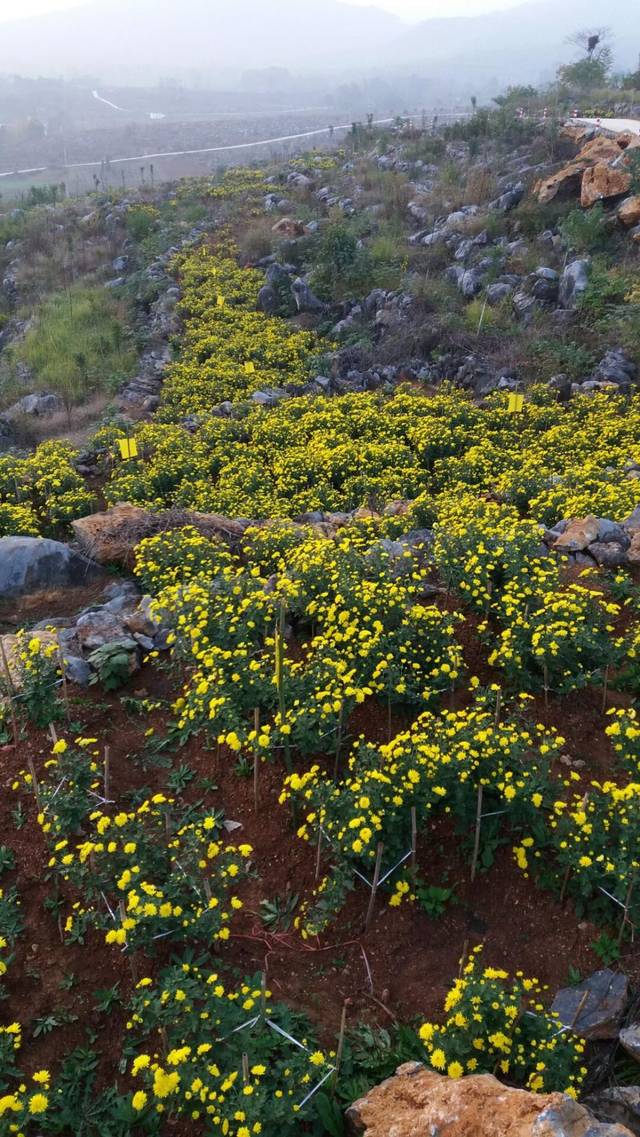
[0,440,94,537]
[418,945,586,1095]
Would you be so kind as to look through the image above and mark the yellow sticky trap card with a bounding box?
[217,294,225,308]
[117,437,138,460]
[508,393,525,414]
[244,362,255,374]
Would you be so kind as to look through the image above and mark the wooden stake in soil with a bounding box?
[253,707,260,812]
[48,722,58,745]
[333,701,344,782]
[618,871,637,949]
[458,937,469,978]
[601,664,610,714]
[470,783,483,883]
[103,745,111,801]
[27,755,42,813]
[410,806,417,879]
[260,971,267,1018]
[543,662,549,710]
[494,688,502,727]
[559,864,572,905]
[56,634,70,720]
[242,1053,250,1084]
[315,826,323,881]
[332,998,350,1094]
[364,842,384,934]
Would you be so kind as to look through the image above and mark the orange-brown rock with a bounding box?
[628,532,640,566]
[271,217,306,238]
[534,161,588,204]
[553,516,599,553]
[581,163,631,207]
[72,502,247,565]
[579,135,628,163]
[347,1065,633,1137]
[618,195,640,227]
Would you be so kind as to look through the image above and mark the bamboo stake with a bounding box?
[618,871,637,949]
[103,745,111,801]
[315,827,323,881]
[470,783,483,883]
[410,806,417,879]
[458,938,469,978]
[543,662,549,710]
[276,601,292,774]
[333,701,344,782]
[56,634,70,720]
[331,998,350,1095]
[559,864,572,905]
[260,971,267,1018]
[494,688,502,727]
[253,708,260,812]
[364,843,384,934]
[601,664,609,714]
[242,1053,250,1084]
[27,755,42,812]
[48,722,58,745]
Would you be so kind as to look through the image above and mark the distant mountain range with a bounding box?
[0,0,638,86]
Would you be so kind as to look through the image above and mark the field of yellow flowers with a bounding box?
[2,235,640,1136]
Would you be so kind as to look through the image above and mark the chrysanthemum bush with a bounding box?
[46,794,252,953]
[152,244,326,420]
[511,717,640,928]
[0,442,94,538]
[143,526,463,763]
[0,1025,69,1137]
[0,631,63,730]
[134,526,235,593]
[283,693,562,935]
[418,946,586,1095]
[124,961,333,1136]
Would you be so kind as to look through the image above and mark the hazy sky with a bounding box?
[0,0,526,22]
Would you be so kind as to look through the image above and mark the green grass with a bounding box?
[7,285,137,413]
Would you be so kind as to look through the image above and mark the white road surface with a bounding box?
[572,117,640,136]
[0,118,396,179]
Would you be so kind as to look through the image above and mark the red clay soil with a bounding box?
[1,647,629,1097]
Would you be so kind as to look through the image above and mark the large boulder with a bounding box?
[559,259,591,309]
[550,968,628,1040]
[618,196,640,228]
[581,163,631,208]
[586,1086,640,1137]
[0,536,105,599]
[347,1064,632,1137]
[553,516,599,553]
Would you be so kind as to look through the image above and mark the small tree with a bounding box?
[558,27,613,90]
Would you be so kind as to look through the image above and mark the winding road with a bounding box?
[572,117,640,136]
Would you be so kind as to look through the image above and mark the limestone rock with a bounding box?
[550,969,628,1040]
[346,1065,633,1137]
[559,260,591,309]
[581,163,631,208]
[0,536,105,599]
[620,1025,640,1063]
[586,1086,640,1136]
